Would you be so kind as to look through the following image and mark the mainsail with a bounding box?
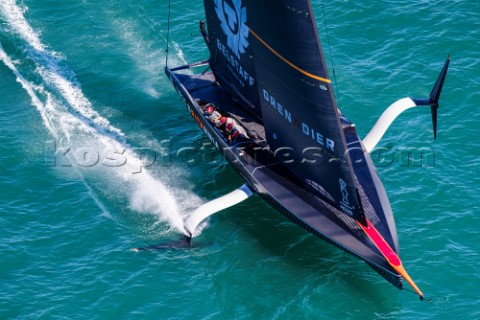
[204,0,262,116]
[204,0,366,224]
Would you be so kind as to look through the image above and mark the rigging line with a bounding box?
[320,1,341,107]
[165,0,172,67]
[249,28,331,85]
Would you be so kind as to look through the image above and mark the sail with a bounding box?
[204,0,365,224]
[204,0,262,117]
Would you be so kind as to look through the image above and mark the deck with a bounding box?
[173,70,266,143]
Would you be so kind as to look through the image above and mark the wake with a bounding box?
[0,1,201,234]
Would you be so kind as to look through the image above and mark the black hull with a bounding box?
[166,63,403,289]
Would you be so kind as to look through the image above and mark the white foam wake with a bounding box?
[1,0,124,142]
[0,44,56,137]
[0,0,47,53]
[0,1,201,233]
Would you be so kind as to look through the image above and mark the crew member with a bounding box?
[204,103,222,125]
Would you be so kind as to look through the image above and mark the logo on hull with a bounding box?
[214,0,249,58]
[339,178,354,216]
[339,179,349,205]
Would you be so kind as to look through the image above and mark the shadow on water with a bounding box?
[131,234,192,252]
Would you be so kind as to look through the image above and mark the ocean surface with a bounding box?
[1,1,479,319]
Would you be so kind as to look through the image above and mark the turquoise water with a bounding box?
[1,0,479,319]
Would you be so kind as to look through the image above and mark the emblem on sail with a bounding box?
[214,0,249,58]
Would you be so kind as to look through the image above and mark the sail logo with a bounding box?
[262,89,335,152]
[214,0,249,58]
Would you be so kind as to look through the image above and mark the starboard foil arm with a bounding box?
[362,56,450,153]
[362,98,419,153]
[184,184,254,238]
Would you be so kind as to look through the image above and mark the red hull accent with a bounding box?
[358,219,424,300]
